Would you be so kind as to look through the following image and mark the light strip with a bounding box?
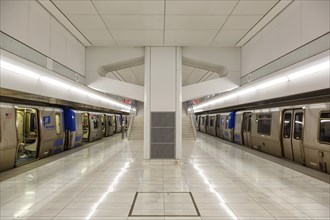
[1,59,131,112]
[193,58,329,112]
[288,60,329,80]
[256,76,288,90]
[40,76,71,89]
[0,60,40,79]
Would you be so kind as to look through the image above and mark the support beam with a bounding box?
[182,77,239,102]
[87,76,144,102]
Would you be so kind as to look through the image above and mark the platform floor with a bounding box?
[1,133,329,220]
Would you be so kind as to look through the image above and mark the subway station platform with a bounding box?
[1,133,329,220]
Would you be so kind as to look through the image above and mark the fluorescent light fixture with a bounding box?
[256,76,288,90]
[0,60,40,79]
[288,60,329,80]
[40,76,70,89]
[70,87,88,95]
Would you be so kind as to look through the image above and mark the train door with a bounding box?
[15,107,39,166]
[242,112,252,147]
[101,114,105,136]
[82,113,89,142]
[282,109,305,164]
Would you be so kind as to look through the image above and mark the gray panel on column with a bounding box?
[150,112,175,159]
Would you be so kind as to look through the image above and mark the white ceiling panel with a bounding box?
[111,30,163,46]
[67,15,106,29]
[211,29,248,46]
[52,1,98,15]
[165,30,218,46]
[102,15,163,30]
[232,0,279,15]
[165,15,228,29]
[80,29,117,46]
[166,1,238,15]
[93,1,164,15]
[222,15,263,30]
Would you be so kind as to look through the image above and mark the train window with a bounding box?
[319,113,330,143]
[283,113,292,138]
[55,113,61,135]
[294,113,303,140]
[257,114,271,135]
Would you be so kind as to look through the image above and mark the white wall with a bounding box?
[242,0,330,76]
[0,0,85,76]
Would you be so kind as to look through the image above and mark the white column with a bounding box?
[144,46,182,159]
[144,47,151,159]
[176,47,182,160]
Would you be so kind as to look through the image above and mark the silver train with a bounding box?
[0,103,126,172]
[197,103,330,174]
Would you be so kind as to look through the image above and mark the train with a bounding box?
[196,102,330,174]
[0,102,128,172]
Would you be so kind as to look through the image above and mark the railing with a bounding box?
[127,111,135,140]
[189,112,198,140]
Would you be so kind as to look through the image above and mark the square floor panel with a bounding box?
[129,192,200,217]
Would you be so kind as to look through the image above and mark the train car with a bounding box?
[234,111,252,147]
[199,115,207,133]
[221,112,235,142]
[0,103,65,171]
[196,115,200,131]
[216,114,225,139]
[250,108,282,158]
[115,114,122,133]
[303,103,330,173]
[63,108,83,149]
[207,114,217,136]
[82,112,103,142]
[101,113,113,137]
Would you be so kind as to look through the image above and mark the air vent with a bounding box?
[150,112,175,159]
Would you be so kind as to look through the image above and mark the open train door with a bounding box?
[242,112,252,147]
[282,109,305,164]
[15,107,40,166]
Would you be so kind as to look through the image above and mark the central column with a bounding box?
[144,47,182,160]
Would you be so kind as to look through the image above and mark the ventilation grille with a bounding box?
[150,112,175,159]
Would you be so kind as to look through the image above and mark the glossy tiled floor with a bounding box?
[1,133,329,220]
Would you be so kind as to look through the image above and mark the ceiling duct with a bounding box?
[98,56,228,78]
[182,57,228,77]
[98,56,144,77]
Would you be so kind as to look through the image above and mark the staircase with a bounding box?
[182,115,195,140]
[129,116,144,140]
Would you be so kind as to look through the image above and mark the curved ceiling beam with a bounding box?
[182,56,228,77]
[98,57,144,77]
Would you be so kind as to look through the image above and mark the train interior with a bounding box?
[82,113,89,143]
[15,107,39,166]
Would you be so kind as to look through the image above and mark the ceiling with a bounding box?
[105,64,222,86]
[50,0,280,47]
